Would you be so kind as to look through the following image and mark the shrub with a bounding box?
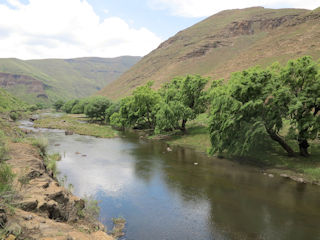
[53,100,65,111]
[9,111,20,121]
[62,99,79,113]
[84,97,111,121]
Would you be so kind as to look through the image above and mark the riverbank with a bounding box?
[34,114,118,138]
[0,116,114,240]
[34,113,320,184]
[163,114,320,185]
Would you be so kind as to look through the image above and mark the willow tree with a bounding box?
[279,56,320,156]
[110,82,160,130]
[156,75,209,133]
[209,67,295,156]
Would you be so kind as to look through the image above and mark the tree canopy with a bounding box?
[209,56,320,157]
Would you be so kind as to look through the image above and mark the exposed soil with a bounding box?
[1,142,113,240]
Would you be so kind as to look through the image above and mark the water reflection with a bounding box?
[23,122,320,240]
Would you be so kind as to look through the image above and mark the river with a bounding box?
[19,120,320,240]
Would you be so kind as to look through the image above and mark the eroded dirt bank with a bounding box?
[1,142,113,240]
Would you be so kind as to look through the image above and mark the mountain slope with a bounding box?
[0,56,140,104]
[99,7,320,99]
[0,87,27,113]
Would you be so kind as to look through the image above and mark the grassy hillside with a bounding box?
[99,7,320,99]
[0,87,27,113]
[0,56,140,104]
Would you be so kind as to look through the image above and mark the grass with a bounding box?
[0,88,27,113]
[34,114,118,138]
[111,217,126,239]
[161,113,320,182]
[30,136,48,157]
[77,195,100,221]
[98,8,320,100]
[0,57,140,104]
[0,162,15,194]
[44,153,61,178]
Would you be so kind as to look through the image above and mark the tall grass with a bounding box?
[31,136,48,157]
[44,153,61,178]
[0,130,8,161]
[0,163,14,194]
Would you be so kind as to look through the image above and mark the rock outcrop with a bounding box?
[1,142,114,240]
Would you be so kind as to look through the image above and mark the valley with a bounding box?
[0,4,320,240]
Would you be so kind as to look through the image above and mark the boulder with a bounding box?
[29,116,38,122]
[65,130,74,135]
[39,201,68,221]
[280,173,290,178]
[19,199,38,211]
[27,169,43,180]
[47,191,69,204]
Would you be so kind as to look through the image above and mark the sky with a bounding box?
[0,0,319,59]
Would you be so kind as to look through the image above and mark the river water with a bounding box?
[20,120,320,240]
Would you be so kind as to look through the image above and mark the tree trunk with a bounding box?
[298,138,309,157]
[180,119,187,132]
[265,127,295,157]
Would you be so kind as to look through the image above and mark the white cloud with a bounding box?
[149,0,320,18]
[0,0,162,59]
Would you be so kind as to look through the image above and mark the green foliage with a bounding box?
[44,153,61,178]
[84,96,111,121]
[0,88,27,113]
[78,195,100,220]
[27,105,38,112]
[9,111,21,121]
[156,75,209,133]
[34,115,118,138]
[62,99,79,113]
[110,82,160,129]
[105,102,120,123]
[0,130,8,162]
[130,82,160,129]
[53,100,65,111]
[71,98,90,114]
[209,56,320,157]
[209,68,275,156]
[0,162,15,193]
[31,137,48,157]
[278,56,320,156]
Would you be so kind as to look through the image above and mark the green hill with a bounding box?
[98,7,320,99]
[0,87,27,113]
[0,56,140,104]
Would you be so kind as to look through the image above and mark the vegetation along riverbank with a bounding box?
[0,89,115,239]
[48,56,319,184]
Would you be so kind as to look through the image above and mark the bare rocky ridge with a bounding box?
[99,7,320,99]
[1,142,113,240]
